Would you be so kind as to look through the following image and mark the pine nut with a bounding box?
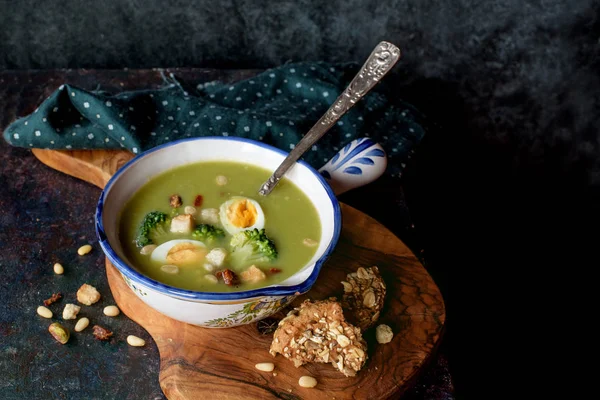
[204,274,218,283]
[215,175,228,186]
[140,244,157,255]
[127,335,146,347]
[77,244,92,255]
[298,376,318,388]
[37,306,53,319]
[184,206,197,215]
[75,317,90,332]
[303,238,318,247]
[203,263,215,272]
[53,263,64,275]
[161,264,179,274]
[255,362,275,372]
[103,305,120,317]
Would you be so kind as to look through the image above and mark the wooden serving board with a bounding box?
[33,148,446,400]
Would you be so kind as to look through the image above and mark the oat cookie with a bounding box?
[342,266,386,331]
[269,298,367,377]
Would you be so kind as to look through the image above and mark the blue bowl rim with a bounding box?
[95,136,342,301]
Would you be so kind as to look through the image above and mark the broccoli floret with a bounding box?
[229,228,277,267]
[192,224,225,242]
[136,211,170,247]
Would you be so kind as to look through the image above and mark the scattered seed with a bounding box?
[204,274,218,283]
[376,324,394,344]
[37,306,53,319]
[127,335,146,347]
[184,206,197,215]
[48,322,70,344]
[53,263,64,274]
[75,317,90,332]
[103,305,120,317]
[215,175,228,186]
[77,244,92,256]
[303,238,318,247]
[140,244,157,255]
[298,376,318,388]
[255,362,275,372]
[161,264,179,274]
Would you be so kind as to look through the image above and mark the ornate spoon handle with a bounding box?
[258,41,401,196]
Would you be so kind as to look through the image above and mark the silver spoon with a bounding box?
[258,41,401,196]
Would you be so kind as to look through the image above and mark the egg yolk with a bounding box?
[226,199,257,228]
[166,242,207,265]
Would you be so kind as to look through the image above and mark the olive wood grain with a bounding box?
[32,148,445,400]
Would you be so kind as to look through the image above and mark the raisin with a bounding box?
[92,325,113,341]
[269,268,282,274]
[43,292,62,306]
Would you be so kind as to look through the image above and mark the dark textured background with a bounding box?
[1,0,599,398]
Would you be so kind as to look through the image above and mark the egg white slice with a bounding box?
[150,239,207,266]
[219,196,265,235]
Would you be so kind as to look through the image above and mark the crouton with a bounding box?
[205,248,227,267]
[200,208,219,224]
[240,265,267,283]
[170,214,194,233]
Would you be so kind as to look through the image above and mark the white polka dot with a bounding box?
[34,130,41,136]
[269,73,275,78]
[24,121,28,125]
[222,132,229,136]
[237,110,244,114]
[259,136,263,140]
[162,100,168,106]
[29,144,33,147]
[215,116,222,120]
[329,67,335,72]
[337,121,344,126]
[310,66,316,70]
[345,133,351,138]
[229,86,234,91]
[312,145,317,151]
[132,147,138,153]
[121,136,125,141]
[53,107,58,112]
[66,145,72,149]
[59,85,64,90]
[129,107,134,111]
[289,144,295,149]
[279,132,284,136]
[322,91,329,97]
[310,87,314,91]
[323,157,328,162]
[88,133,94,139]
[393,148,398,152]
[266,121,272,127]
[42,118,47,122]
[106,101,112,107]
[243,88,247,92]
[283,79,288,83]
[236,97,242,101]
[105,138,110,142]
[177,107,181,111]
[250,80,255,84]
[130,125,136,131]
[409,128,415,133]
[290,68,296,73]
[151,132,156,136]
[108,124,114,130]
[72,132,76,136]
[244,126,250,132]
[209,94,215,98]
[209,105,215,109]
[193,123,199,127]
[256,92,262,97]
[50,140,55,144]
[182,122,186,126]
[119,114,123,118]
[289,121,295,126]
[13,133,19,139]
[96,114,101,118]
[358,116,363,121]
[168,116,174,120]
[189,111,195,116]
[165,136,170,140]
[71,92,75,97]
[83,102,90,108]
[173,130,179,133]
[296,83,302,88]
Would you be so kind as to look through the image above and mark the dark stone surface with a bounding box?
[0,69,452,399]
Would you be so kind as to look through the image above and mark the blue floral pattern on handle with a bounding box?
[318,137,387,195]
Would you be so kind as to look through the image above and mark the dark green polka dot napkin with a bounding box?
[3,62,426,178]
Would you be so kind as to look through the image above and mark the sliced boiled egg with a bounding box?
[219,196,265,235]
[150,239,207,266]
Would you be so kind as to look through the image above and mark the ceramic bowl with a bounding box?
[95,137,386,327]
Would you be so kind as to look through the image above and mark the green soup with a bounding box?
[119,161,322,292]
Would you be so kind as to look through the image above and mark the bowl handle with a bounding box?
[318,138,387,196]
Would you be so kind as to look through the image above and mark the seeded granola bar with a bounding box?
[269,298,367,377]
[342,266,386,331]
